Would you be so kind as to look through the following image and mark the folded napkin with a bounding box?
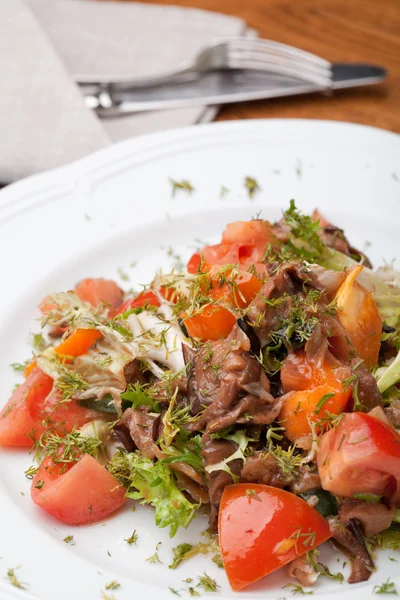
[0,0,246,183]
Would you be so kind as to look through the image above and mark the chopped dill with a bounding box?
[124,530,138,545]
[373,578,398,594]
[196,572,220,593]
[6,567,26,590]
[105,581,120,590]
[63,535,75,545]
[170,178,194,197]
[244,176,261,199]
[146,542,162,564]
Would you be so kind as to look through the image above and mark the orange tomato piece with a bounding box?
[24,360,38,378]
[279,350,351,442]
[219,484,331,591]
[54,329,102,359]
[334,265,382,368]
[185,270,262,341]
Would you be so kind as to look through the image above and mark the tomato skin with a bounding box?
[31,454,126,525]
[219,484,331,591]
[0,369,101,448]
[0,369,53,447]
[318,412,400,504]
[279,351,351,442]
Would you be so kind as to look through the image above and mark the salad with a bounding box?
[1,201,400,593]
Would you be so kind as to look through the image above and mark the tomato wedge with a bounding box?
[187,220,274,275]
[74,278,123,311]
[184,269,262,341]
[0,369,100,448]
[318,412,400,504]
[54,329,102,358]
[219,484,331,591]
[112,289,161,317]
[31,454,126,525]
[279,350,352,442]
[0,369,53,447]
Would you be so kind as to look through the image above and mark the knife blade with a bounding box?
[84,64,387,117]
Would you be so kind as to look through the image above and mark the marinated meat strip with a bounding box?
[351,358,383,410]
[246,262,353,363]
[118,407,160,460]
[311,210,373,268]
[240,452,293,488]
[385,400,400,428]
[339,498,395,538]
[186,324,281,433]
[328,516,375,583]
[202,436,243,531]
[290,468,321,494]
[123,359,148,386]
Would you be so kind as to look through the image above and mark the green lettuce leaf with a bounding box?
[377,349,400,394]
[109,451,197,537]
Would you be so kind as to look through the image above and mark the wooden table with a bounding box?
[121,0,400,133]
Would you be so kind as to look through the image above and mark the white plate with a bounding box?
[0,119,399,600]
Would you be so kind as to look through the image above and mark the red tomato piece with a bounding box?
[0,369,101,448]
[219,484,331,591]
[40,278,123,315]
[31,454,126,525]
[187,220,274,275]
[318,412,400,504]
[75,278,123,310]
[222,220,274,249]
[112,289,161,317]
[0,369,53,447]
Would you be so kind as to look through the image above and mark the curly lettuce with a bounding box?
[108,451,198,537]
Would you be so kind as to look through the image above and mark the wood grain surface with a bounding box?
[118,0,400,133]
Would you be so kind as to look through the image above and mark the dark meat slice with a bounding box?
[307,265,347,298]
[119,407,160,460]
[339,498,395,538]
[123,359,147,386]
[241,452,293,488]
[113,422,136,452]
[312,210,373,268]
[187,323,280,433]
[351,357,383,410]
[202,436,243,531]
[246,264,300,347]
[151,374,188,405]
[328,516,375,583]
[174,471,210,504]
[246,261,352,363]
[290,467,321,494]
[385,400,400,428]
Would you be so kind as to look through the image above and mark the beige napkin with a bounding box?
[0,0,246,183]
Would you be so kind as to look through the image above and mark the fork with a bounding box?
[77,38,332,93]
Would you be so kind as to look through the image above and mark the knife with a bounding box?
[83,64,387,117]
